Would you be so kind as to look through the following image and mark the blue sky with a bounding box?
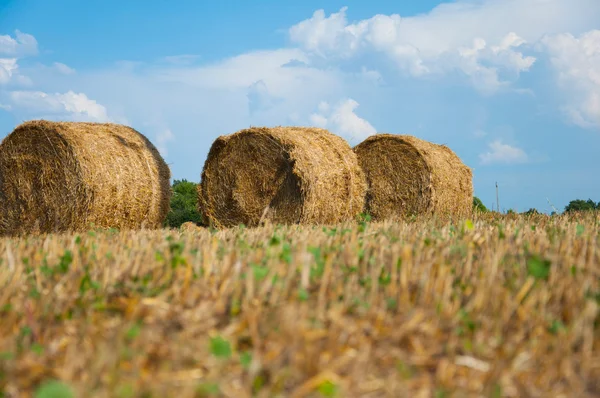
[1,0,599,213]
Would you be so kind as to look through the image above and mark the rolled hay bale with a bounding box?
[353,134,473,221]
[198,126,367,228]
[0,120,171,236]
[180,221,201,232]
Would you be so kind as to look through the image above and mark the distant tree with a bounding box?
[523,208,540,216]
[164,179,203,228]
[564,199,597,213]
[506,209,516,215]
[473,196,488,213]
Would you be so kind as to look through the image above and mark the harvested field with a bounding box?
[0,120,171,236]
[354,134,473,221]
[198,126,367,229]
[0,212,598,397]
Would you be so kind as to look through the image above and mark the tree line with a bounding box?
[473,197,599,215]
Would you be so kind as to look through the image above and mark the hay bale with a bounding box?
[198,126,367,228]
[0,120,171,236]
[353,134,473,221]
[180,221,201,232]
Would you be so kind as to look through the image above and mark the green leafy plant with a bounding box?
[318,380,339,397]
[164,179,203,228]
[473,196,488,212]
[210,336,232,359]
[34,380,74,398]
[527,254,552,280]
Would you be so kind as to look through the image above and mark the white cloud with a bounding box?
[8,90,110,121]
[0,58,18,84]
[317,100,330,113]
[0,30,38,57]
[309,113,328,127]
[155,49,314,90]
[455,35,536,94]
[289,7,355,58]
[289,1,600,93]
[542,30,600,129]
[53,62,75,75]
[247,80,284,115]
[0,31,40,85]
[357,66,383,85]
[330,99,377,140]
[149,48,343,125]
[479,140,529,165]
[310,98,376,142]
[155,129,174,157]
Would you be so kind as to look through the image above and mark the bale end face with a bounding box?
[354,133,473,221]
[0,120,171,236]
[199,126,367,228]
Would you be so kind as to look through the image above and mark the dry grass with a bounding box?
[354,134,473,221]
[198,127,367,229]
[0,120,171,236]
[0,212,599,397]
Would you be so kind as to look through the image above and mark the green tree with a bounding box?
[523,208,540,216]
[165,179,203,228]
[564,199,597,213]
[473,196,488,213]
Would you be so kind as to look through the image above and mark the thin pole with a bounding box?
[496,182,500,213]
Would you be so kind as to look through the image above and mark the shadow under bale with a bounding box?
[0,120,171,236]
[354,134,473,221]
[198,126,367,229]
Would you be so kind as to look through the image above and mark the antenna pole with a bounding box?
[496,182,500,213]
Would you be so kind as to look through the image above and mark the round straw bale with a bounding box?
[198,126,367,228]
[353,134,473,221]
[180,221,201,232]
[0,120,171,236]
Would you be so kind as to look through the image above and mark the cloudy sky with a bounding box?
[1,0,599,213]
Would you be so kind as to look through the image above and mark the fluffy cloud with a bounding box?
[289,6,536,91]
[310,98,376,142]
[309,113,328,127]
[542,30,600,129]
[155,49,314,91]
[479,140,528,165]
[0,57,34,86]
[0,30,38,57]
[8,90,110,121]
[0,58,18,84]
[456,34,536,94]
[0,31,39,86]
[150,48,344,125]
[247,80,284,115]
[53,62,76,75]
[289,1,600,93]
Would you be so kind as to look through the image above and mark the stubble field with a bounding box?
[0,212,599,397]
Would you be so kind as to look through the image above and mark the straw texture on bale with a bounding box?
[0,120,171,236]
[198,126,367,228]
[354,134,473,221]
